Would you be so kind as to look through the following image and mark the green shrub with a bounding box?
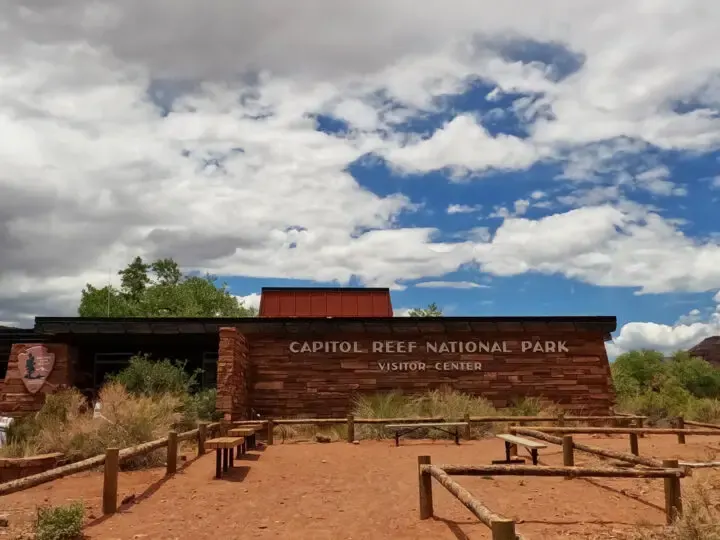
[109,354,200,396]
[612,349,720,424]
[350,387,504,440]
[35,502,84,540]
[181,388,222,427]
[667,353,720,398]
[611,350,666,390]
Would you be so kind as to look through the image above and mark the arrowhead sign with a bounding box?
[19,345,55,394]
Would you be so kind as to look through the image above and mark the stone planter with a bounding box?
[0,453,65,483]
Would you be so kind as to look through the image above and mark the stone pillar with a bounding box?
[216,328,250,421]
[0,343,73,416]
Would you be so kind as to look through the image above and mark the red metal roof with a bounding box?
[259,287,393,318]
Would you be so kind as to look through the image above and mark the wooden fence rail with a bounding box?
[684,419,720,430]
[252,414,647,444]
[418,457,525,540]
[512,425,720,445]
[510,427,666,468]
[433,464,685,478]
[0,422,220,504]
[511,426,720,436]
[424,458,684,526]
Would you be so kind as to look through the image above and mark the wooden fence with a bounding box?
[515,424,720,445]
[418,455,686,537]
[511,427,667,468]
[0,421,221,516]
[232,414,647,445]
[418,456,524,540]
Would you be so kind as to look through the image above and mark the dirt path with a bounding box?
[3,435,720,539]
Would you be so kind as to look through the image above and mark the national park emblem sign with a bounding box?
[19,345,55,394]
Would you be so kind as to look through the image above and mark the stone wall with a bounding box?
[247,332,614,418]
[0,344,73,416]
[0,453,64,483]
[216,328,249,420]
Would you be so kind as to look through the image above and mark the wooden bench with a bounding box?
[493,434,547,465]
[228,427,259,450]
[206,437,245,478]
[385,422,469,447]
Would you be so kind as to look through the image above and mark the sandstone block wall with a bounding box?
[216,327,250,420]
[246,333,614,418]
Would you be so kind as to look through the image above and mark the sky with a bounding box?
[1,1,720,359]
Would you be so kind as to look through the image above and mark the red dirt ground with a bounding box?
[3,435,720,539]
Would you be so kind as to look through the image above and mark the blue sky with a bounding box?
[2,2,720,359]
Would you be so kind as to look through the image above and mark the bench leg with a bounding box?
[250,433,256,449]
[242,441,246,454]
[531,449,538,465]
[505,441,511,461]
[229,448,234,468]
[395,431,400,447]
[455,427,460,445]
[223,448,229,472]
[215,449,222,479]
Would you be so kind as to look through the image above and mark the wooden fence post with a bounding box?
[491,518,517,540]
[267,419,274,446]
[166,431,178,475]
[663,459,683,524]
[637,417,645,438]
[463,413,471,440]
[347,414,355,443]
[418,456,433,519]
[102,448,119,515]
[557,411,565,427]
[562,435,574,480]
[198,423,207,456]
[629,433,639,456]
[676,417,686,444]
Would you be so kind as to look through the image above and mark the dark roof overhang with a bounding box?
[34,316,616,341]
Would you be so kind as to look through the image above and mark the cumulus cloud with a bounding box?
[447,204,482,215]
[608,292,720,358]
[235,293,261,311]
[1,0,720,333]
[415,281,489,289]
[474,204,720,294]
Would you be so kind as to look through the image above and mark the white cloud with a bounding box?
[474,204,720,294]
[447,204,482,214]
[384,114,542,176]
[2,2,720,323]
[393,308,412,317]
[608,293,720,359]
[635,166,686,197]
[415,281,489,289]
[234,293,261,311]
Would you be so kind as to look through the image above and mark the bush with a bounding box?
[345,387,552,441]
[0,384,185,464]
[35,502,84,540]
[181,388,222,427]
[612,349,720,424]
[632,476,720,539]
[108,354,200,396]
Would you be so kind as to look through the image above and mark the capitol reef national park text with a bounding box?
[247,332,612,417]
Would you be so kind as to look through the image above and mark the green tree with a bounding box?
[78,257,257,317]
[666,351,720,398]
[408,302,443,317]
[610,349,666,396]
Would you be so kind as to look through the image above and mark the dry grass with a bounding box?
[631,476,720,540]
[271,388,562,443]
[1,384,184,466]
